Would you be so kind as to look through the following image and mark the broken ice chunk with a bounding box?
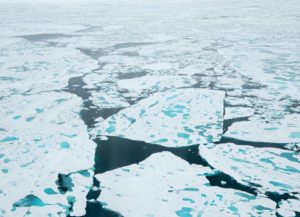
[224,107,254,120]
[96,152,276,217]
[277,197,300,217]
[224,114,300,143]
[92,88,225,147]
[0,92,95,216]
[90,90,130,109]
[225,96,252,107]
[83,73,112,89]
[200,143,300,195]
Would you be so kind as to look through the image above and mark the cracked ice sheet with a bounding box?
[96,152,276,217]
[0,39,98,97]
[200,143,300,195]
[224,107,255,120]
[92,88,225,147]
[83,73,113,89]
[0,92,95,216]
[277,197,300,217]
[90,90,130,109]
[224,114,300,143]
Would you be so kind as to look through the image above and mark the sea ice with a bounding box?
[0,92,95,216]
[200,143,300,195]
[224,114,300,143]
[92,88,225,147]
[224,107,255,120]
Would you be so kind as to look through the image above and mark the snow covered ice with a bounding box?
[0,0,300,216]
[91,88,225,147]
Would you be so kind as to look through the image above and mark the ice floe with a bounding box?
[224,114,300,143]
[90,87,130,109]
[0,92,95,216]
[92,88,225,147]
[96,152,276,217]
[277,197,300,217]
[200,143,300,195]
[224,107,255,120]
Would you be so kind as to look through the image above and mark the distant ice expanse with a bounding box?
[0,0,300,216]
